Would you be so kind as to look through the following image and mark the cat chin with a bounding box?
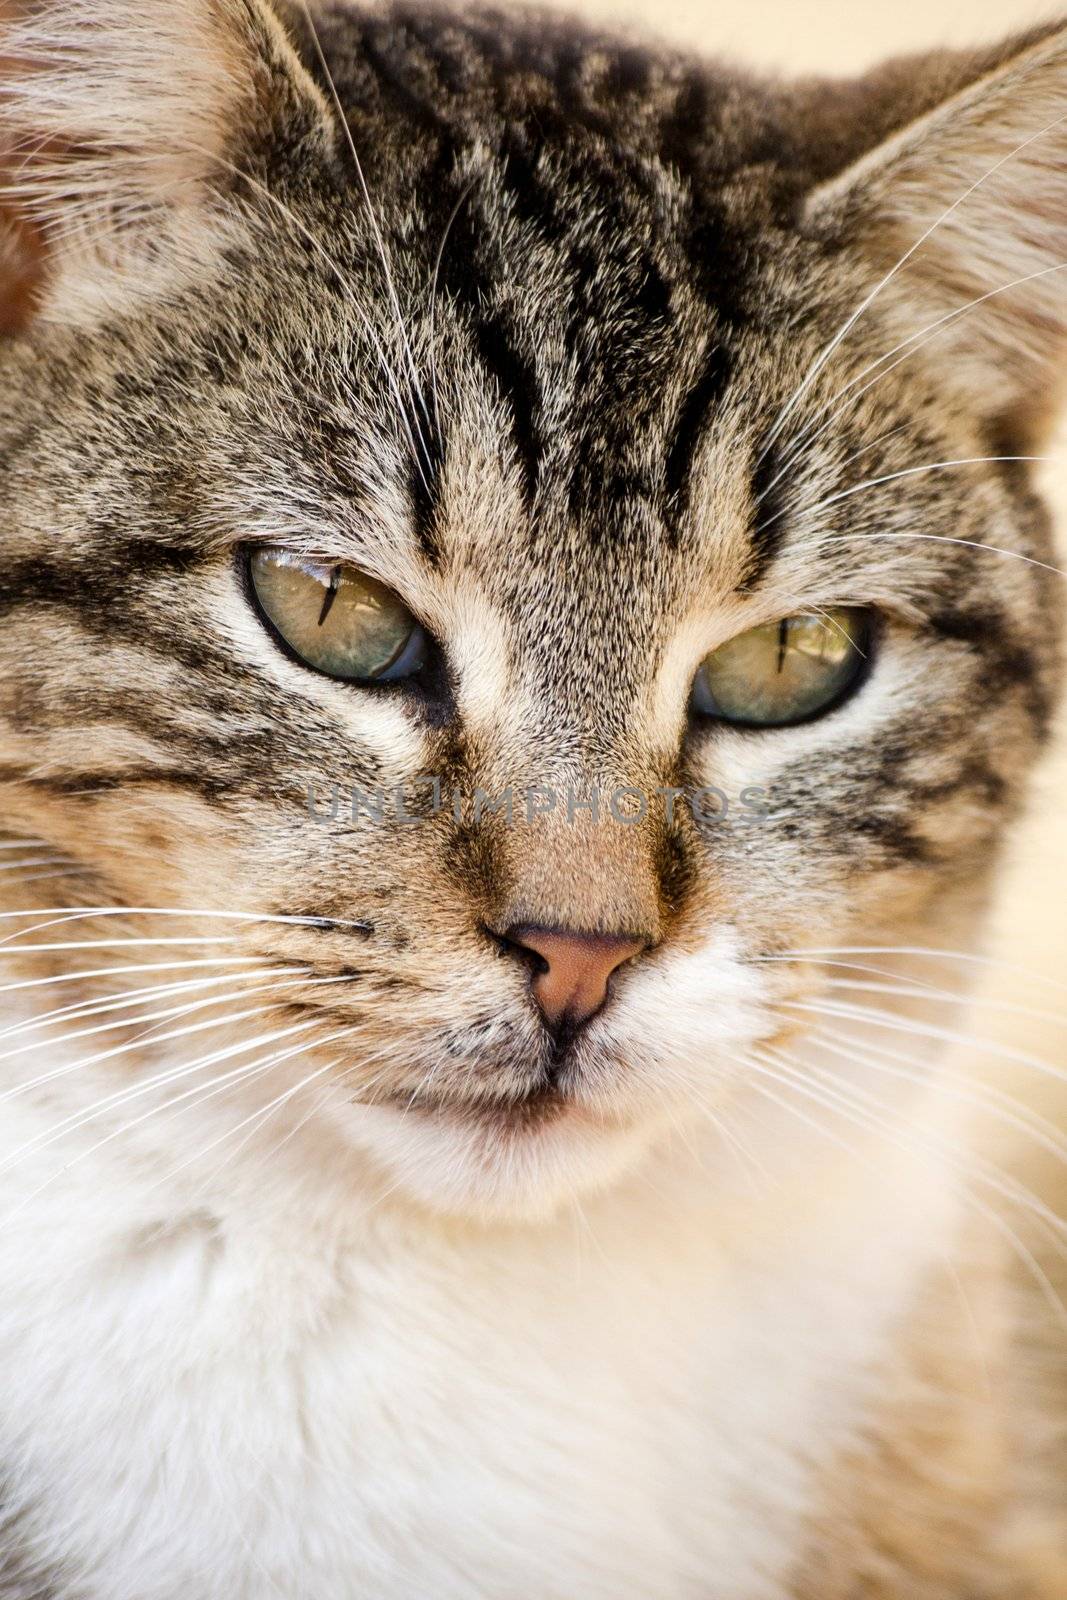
[342,1097,665,1222]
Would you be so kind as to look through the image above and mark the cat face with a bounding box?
[0,0,1063,1218]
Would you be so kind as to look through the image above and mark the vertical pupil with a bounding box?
[317,566,341,628]
[775,617,789,675]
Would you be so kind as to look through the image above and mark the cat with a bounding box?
[0,0,1065,1593]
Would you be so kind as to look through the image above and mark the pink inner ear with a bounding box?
[0,210,44,336]
[0,0,332,324]
[0,5,43,335]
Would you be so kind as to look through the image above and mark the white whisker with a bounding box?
[0,957,268,999]
[818,975,1067,1033]
[764,1042,1067,1237]
[780,995,1067,1087]
[0,1029,355,1231]
[0,906,370,945]
[0,1002,283,1106]
[758,946,1067,995]
[760,258,1067,508]
[755,456,1049,542]
[427,177,476,427]
[0,856,78,871]
[0,1018,322,1179]
[0,965,291,1041]
[811,1028,1067,1169]
[148,1050,356,1197]
[296,4,434,482]
[759,111,1067,456]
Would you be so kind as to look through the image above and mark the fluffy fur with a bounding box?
[0,1,1064,1593]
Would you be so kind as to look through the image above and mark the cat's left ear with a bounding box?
[0,0,333,327]
[803,24,1067,448]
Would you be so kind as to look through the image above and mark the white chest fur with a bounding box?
[0,1068,963,1600]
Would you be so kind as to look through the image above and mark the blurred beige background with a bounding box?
[528,0,1067,1130]
[525,0,1063,74]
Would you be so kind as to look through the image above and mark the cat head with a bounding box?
[0,0,1063,1220]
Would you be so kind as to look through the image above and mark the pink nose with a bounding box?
[503,925,648,1032]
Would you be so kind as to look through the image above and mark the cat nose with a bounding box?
[501,925,648,1033]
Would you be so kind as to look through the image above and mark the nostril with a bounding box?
[524,945,550,978]
[483,925,549,977]
[493,923,649,1034]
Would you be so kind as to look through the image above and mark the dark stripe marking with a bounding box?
[407,393,446,563]
[742,443,790,586]
[474,316,541,511]
[663,345,731,529]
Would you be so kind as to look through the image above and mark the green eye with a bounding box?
[692,608,871,727]
[248,550,427,682]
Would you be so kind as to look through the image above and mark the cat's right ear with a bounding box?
[802,23,1067,449]
[0,0,333,328]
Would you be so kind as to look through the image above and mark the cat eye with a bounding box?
[691,608,871,727]
[248,550,428,683]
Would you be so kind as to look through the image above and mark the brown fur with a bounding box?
[792,1236,1059,1599]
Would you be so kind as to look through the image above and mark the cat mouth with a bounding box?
[368,1081,596,1136]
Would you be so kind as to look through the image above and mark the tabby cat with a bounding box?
[0,0,1065,1594]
